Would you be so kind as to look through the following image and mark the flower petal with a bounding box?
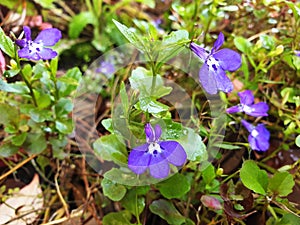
[256,124,270,140]
[215,67,233,93]
[15,39,27,48]
[38,48,58,60]
[18,48,40,60]
[190,42,209,61]
[226,105,243,114]
[35,28,62,46]
[199,64,218,94]
[145,123,155,142]
[241,119,254,132]
[154,124,162,141]
[212,32,224,52]
[128,144,151,174]
[248,135,260,150]
[213,49,241,71]
[238,90,254,105]
[160,141,186,166]
[23,26,32,41]
[256,137,270,151]
[246,102,269,117]
[149,158,170,179]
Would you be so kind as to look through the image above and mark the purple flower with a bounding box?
[16,26,61,60]
[241,119,270,151]
[96,61,115,76]
[295,50,300,57]
[226,90,269,117]
[128,123,187,179]
[190,32,241,95]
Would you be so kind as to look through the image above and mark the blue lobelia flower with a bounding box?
[241,119,270,151]
[16,26,61,60]
[226,90,269,117]
[128,123,187,179]
[295,50,300,57]
[96,61,115,76]
[190,32,241,95]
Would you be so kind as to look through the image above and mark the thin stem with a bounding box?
[135,189,141,224]
[20,72,38,106]
[0,154,37,181]
[150,61,157,95]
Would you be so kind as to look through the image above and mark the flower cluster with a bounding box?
[128,123,186,179]
[226,90,270,151]
[16,26,61,61]
[190,32,241,95]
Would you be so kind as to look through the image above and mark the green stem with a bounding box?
[135,190,141,224]
[150,59,157,95]
[21,72,37,107]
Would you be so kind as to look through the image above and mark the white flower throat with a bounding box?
[148,142,162,155]
[206,55,220,72]
[27,40,43,53]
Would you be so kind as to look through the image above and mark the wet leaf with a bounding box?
[0,27,14,58]
[268,172,295,197]
[156,173,190,199]
[240,160,268,195]
[178,128,207,162]
[102,177,127,201]
[149,199,186,225]
[102,210,132,225]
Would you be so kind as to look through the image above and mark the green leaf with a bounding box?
[54,98,73,117]
[69,12,96,39]
[37,93,52,109]
[104,167,158,186]
[156,173,190,199]
[49,136,68,159]
[218,143,241,150]
[149,199,186,225]
[157,30,189,63]
[240,160,268,195]
[296,135,300,148]
[138,97,169,114]
[101,118,113,133]
[29,108,52,123]
[120,82,129,116]
[112,19,143,50]
[259,34,276,50]
[102,177,127,201]
[25,133,47,154]
[201,162,216,185]
[234,36,252,54]
[93,134,128,165]
[0,80,29,94]
[121,188,146,217]
[57,67,82,97]
[276,213,300,225]
[268,172,295,197]
[11,133,27,146]
[178,128,207,162]
[0,142,19,157]
[55,119,74,134]
[102,211,132,225]
[129,67,172,98]
[32,0,55,8]
[285,1,300,20]
[0,103,19,125]
[160,119,183,140]
[0,27,15,57]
